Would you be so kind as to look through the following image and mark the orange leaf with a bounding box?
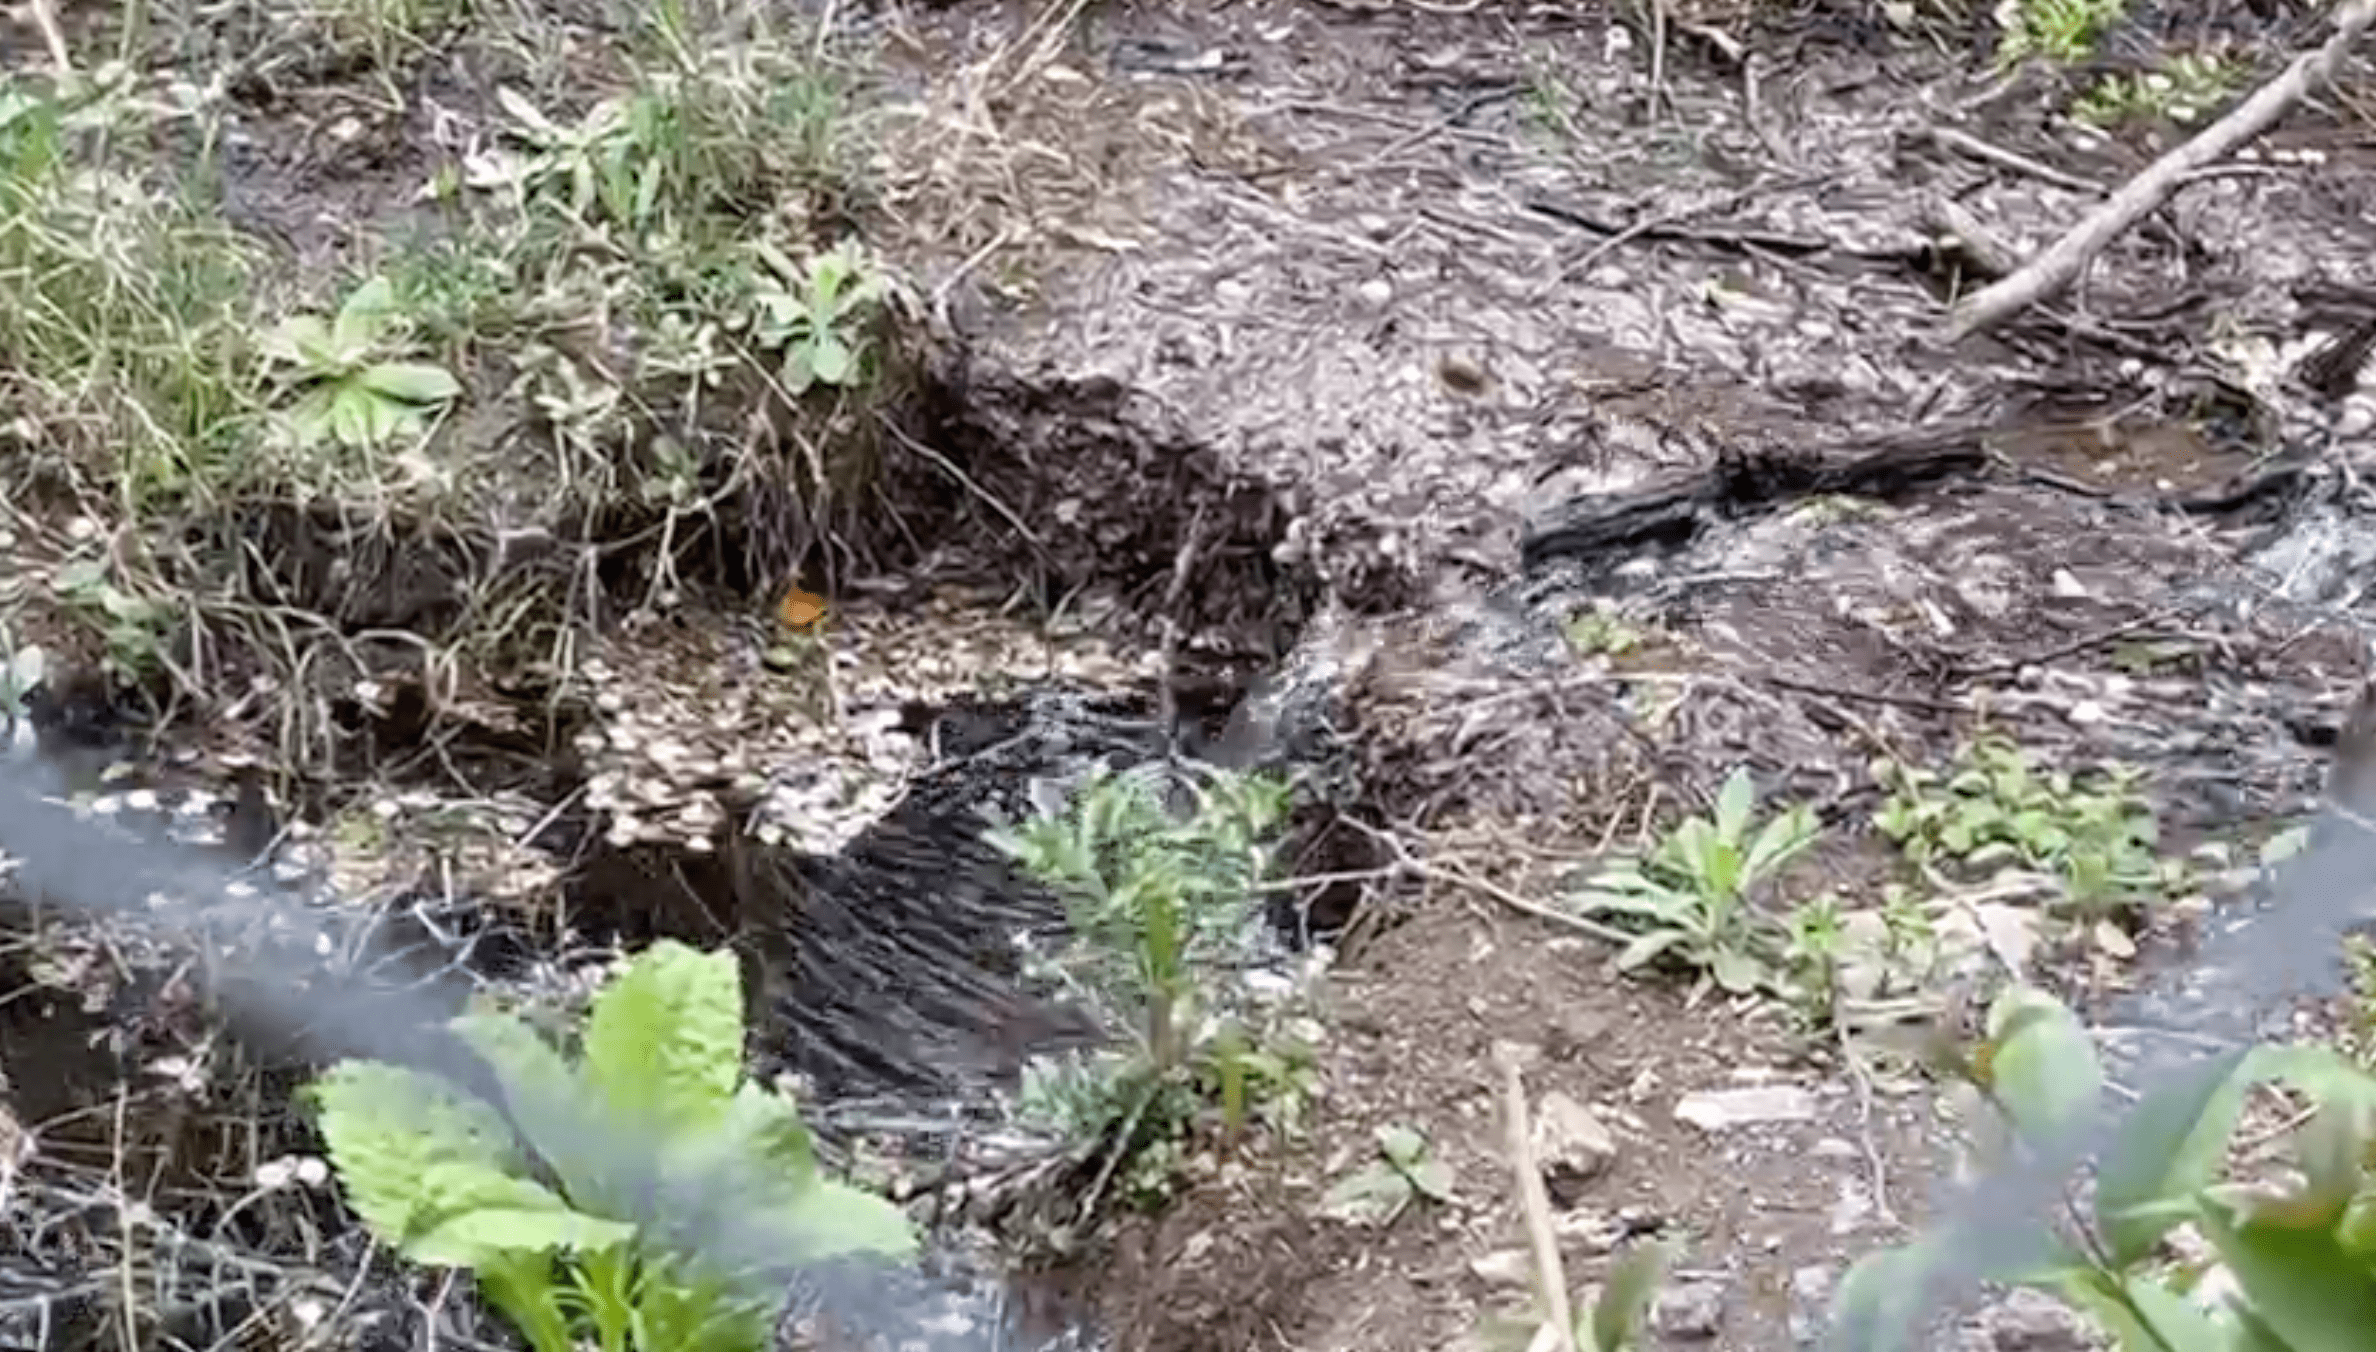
[776,587,829,633]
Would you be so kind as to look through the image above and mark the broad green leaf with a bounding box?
[1376,1123,1428,1167]
[771,1178,918,1263]
[1714,768,1754,846]
[2199,1202,2376,1352]
[1319,1162,1411,1227]
[409,1196,633,1268]
[332,276,399,355]
[283,386,338,447]
[359,361,462,405]
[2255,1044,2376,1116]
[2059,1270,2229,1352]
[1405,1158,1455,1204]
[2095,1047,2252,1266]
[329,383,378,447]
[1589,1238,1675,1352]
[1710,946,1763,994]
[312,1060,524,1247]
[810,334,853,385]
[1743,805,1818,885]
[1826,1236,1949,1352]
[1983,986,2102,1145]
[582,940,745,1134]
[723,1082,819,1174]
[1617,928,1689,972]
[2293,1101,2372,1221]
[451,1011,606,1204]
[264,314,338,371]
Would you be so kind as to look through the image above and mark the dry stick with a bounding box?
[1949,0,2376,340]
[1493,1043,1577,1352]
[27,0,71,73]
[1155,503,1208,751]
[1924,126,2103,195]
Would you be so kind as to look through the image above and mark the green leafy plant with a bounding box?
[311,940,915,1352]
[1319,1124,1455,1227]
[262,275,461,451]
[989,766,1307,1202]
[2074,51,2239,129]
[1996,0,2125,65]
[51,557,171,680]
[749,238,889,396]
[1563,602,1645,660]
[1569,766,1822,995]
[1832,982,2376,1352]
[1874,736,2174,915]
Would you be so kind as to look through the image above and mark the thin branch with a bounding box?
[1949,0,2376,339]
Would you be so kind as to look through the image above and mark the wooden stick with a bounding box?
[1493,1042,1577,1352]
[1947,0,2376,341]
[27,0,72,73]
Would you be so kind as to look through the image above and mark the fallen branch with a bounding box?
[1493,1042,1577,1352]
[1948,0,2376,341]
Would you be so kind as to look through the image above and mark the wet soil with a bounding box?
[9,1,2376,1351]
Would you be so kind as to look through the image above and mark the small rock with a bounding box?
[1787,1266,1835,1347]
[1469,1249,1534,1287]
[1674,1086,1817,1131]
[1355,277,1393,309]
[1982,1288,2092,1351]
[1652,1280,1725,1339]
[1533,1092,1618,1203]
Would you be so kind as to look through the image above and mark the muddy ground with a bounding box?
[6,0,2376,1350]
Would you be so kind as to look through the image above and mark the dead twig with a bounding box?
[1156,504,1208,752]
[26,0,70,73]
[1922,126,2104,195]
[1949,0,2376,339]
[1492,1042,1576,1352]
[1340,818,1633,945]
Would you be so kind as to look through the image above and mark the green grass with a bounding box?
[0,0,897,765]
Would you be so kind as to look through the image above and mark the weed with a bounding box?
[0,72,267,511]
[1995,0,2125,65]
[50,555,172,681]
[1319,1124,1455,1227]
[1563,601,1645,660]
[989,765,1312,1204]
[312,940,913,1352]
[1569,766,1823,996]
[746,238,890,396]
[262,275,462,455]
[1834,982,2376,1352]
[1872,735,2175,916]
[2074,51,2240,129]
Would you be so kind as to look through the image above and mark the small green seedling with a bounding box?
[1319,1124,1454,1227]
[1563,602,1644,660]
[262,275,460,451]
[1995,0,2124,66]
[750,239,888,396]
[1874,736,2172,915]
[51,558,170,679]
[1571,767,1822,995]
